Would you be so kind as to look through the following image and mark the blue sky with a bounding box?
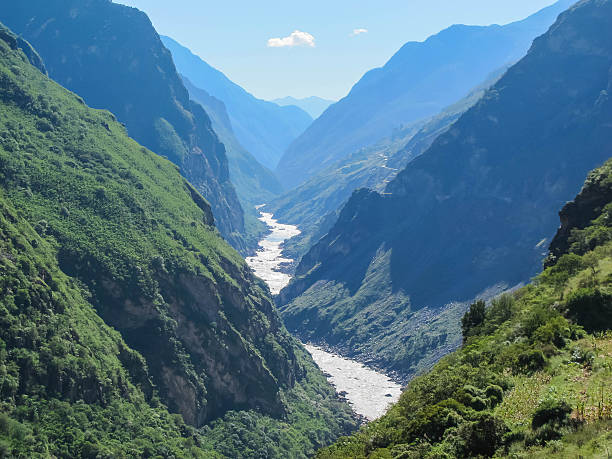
[115,0,557,101]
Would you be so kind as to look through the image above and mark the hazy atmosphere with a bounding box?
[116,0,557,100]
[1,0,611,457]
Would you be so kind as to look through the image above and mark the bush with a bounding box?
[462,300,486,342]
[532,316,571,348]
[486,294,515,327]
[456,413,507,457]
[565,288,612,332]
[408,399,466,443]
[521,306,556,337]
[532,399,572,429]
[516,350,546,373]
[484,385,504,407]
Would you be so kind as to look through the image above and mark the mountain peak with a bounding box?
[161,36,313,169]
[275,0,577,189]
[272,96,336,119]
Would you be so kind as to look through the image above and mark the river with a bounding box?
[245,208,403,420]
[245,210,301,295]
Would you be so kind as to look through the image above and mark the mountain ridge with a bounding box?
[318,153,612,458]
[272,96,335,119]
[0,21,357,457]
[0,0,252,252]
[278,0,612,382]
[161,35,313,170]
[265,66,507,262]
[276,0,576,189]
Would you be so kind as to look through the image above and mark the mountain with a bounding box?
[0,0,255,253]
[276,0,576,189]
[182,76,283,249]
[161,35,313,170]
[318,155,612,458]
[266,68,506,262]
[0,23,356,457]
[272,96,335,119]
[277,0,612,383]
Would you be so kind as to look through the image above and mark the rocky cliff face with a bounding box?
[278,0,612,379]
[548,160,612,264]
[182,76,284,251]
[0,24,357,456]
[0,21,302,429]
[266,69,505,262]
[0,0,249,252]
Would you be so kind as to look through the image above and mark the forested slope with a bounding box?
[318,155,612,459]
[0,24,356,457]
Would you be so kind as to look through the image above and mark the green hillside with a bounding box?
[278,0,612,384]
[317,158,612,458]
[0,0,252,253]
[266,68,505,263]
[0,24,356,457]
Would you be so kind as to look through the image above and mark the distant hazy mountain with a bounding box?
[161,36,312,169]
[276,0,576,188]
[182,76,284,248]
[278,0,611,381]
[272,96,335,119]
[266,67,506,262]
[0,0,252,252]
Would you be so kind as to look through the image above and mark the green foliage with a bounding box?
[316,156,612,457]
[200,350,358,458]
[2,0,249,251]
[566,288,612,333]
[0,28,356,457]
[531,399,572,430]
[461,300,486,342]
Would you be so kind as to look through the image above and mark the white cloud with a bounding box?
[350,28,368,37]
[267,30,315,48]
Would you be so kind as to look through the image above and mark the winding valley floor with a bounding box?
[245,208,402,420]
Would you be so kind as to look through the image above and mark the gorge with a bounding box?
[1,0,612,456]
[245,208,403,420]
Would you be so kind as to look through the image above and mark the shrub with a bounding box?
[408,399,466,443]
[570,346,595,367]
[516,350,546,373]
[531,399,572,429]
[532,316,571,348]
[35,119,53,132]
[565,288,612,333]
[521,305,557,337]
[484,385,504,407]
[462,300,486,342]
[456,413,507,457]
[486,294,515,327]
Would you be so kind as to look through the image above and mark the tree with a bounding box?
[462,300,486,342]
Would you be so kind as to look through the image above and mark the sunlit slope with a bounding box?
[0,24,356,457]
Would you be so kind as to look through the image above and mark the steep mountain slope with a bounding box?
[278,0,612,381]
[161,36,313,170]
[182,77,283,207]
[272,96,335,119]
[276,0,575,188]
[0,0,250,252]
[266,69,505,262]
[318,156,612,458]
[182,76,283,249]
[0,24,356,457]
